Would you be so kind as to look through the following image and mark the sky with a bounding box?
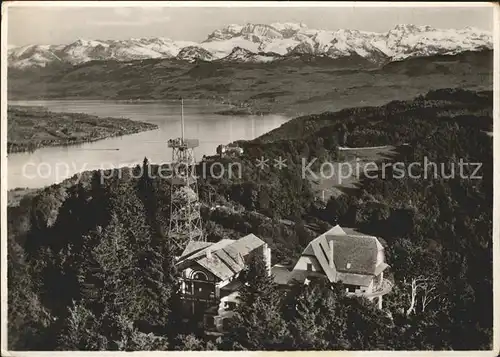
[7,3,495,47]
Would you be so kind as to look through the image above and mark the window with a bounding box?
[192,271,208,281]
[225,302,237,311]
[306,263,313,271]
[346,285,358,293]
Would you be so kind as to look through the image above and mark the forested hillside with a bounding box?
[8,88,492,350]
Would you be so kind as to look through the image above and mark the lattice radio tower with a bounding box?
[167,99,204,250]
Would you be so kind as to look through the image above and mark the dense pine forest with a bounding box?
[8,88,492,350]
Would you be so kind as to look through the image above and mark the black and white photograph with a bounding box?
[1,1,497,353]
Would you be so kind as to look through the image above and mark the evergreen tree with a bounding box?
[58,301,169,351]
[222,253,288,350]
[8,234,54,350]
[287,280,349,350]
[174,334,217,351]
[114,315,169,351]
[58,302,107,350]
[90,213,138,321]
[87,182,177,334]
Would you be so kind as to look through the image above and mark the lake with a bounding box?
[7,100,289,189]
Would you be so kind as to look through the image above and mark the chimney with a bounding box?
[266,246,271,276]
[329,240,334,269]
[206,248,212,259]
[262,244,272,276]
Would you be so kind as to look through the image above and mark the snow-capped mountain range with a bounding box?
[8,23,492,68]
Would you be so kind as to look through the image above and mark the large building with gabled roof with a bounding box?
[176,225,391,334]
[176,234,271,333]
[272,225,392,308]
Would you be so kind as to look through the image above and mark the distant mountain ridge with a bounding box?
[8,22,492,68]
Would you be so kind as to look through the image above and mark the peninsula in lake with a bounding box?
[7,105,158,154]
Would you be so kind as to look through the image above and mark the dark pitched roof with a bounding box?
[302,225,346,256]
[301,225,389,286]
[327,234,379,275]
[177,234,266,281]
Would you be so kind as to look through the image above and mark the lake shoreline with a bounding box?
[7,100,290,190]
[8,96,286,117]
[8,96,249,113]
[7,105,159,154]
[8,126,160,155]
